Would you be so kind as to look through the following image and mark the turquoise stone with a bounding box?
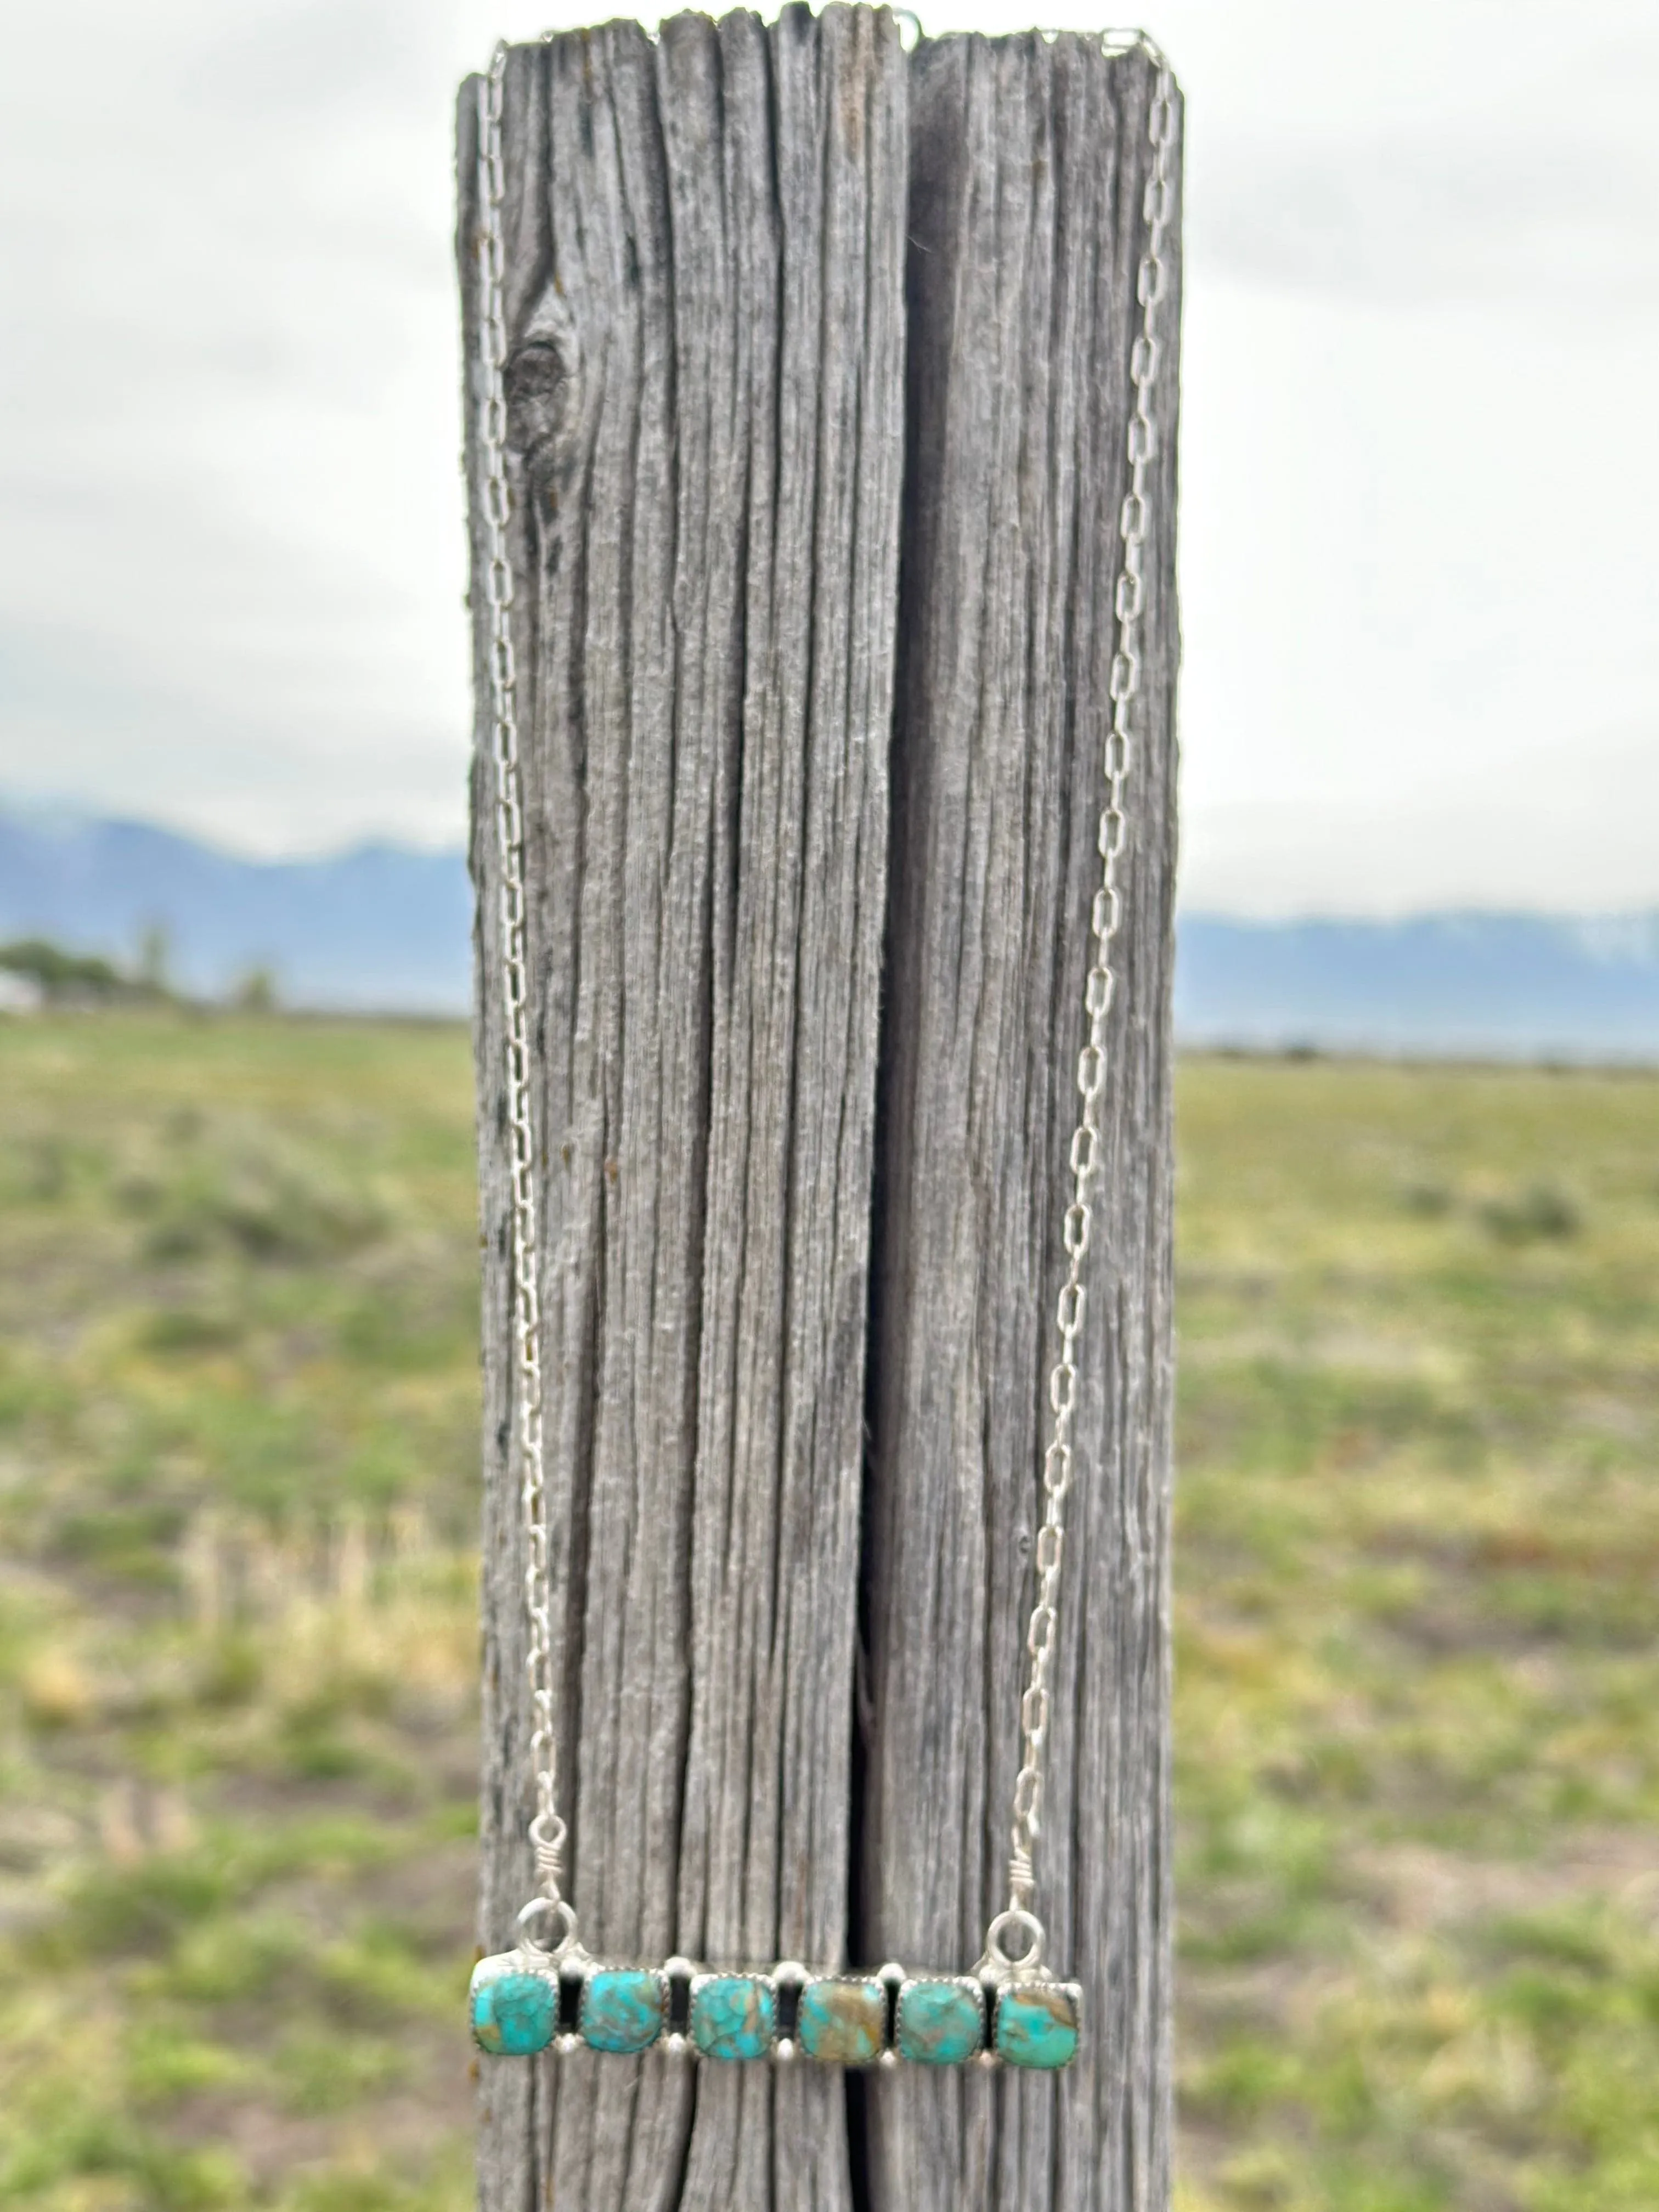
[690,1974,775,2061]
[470,1960,558,2056]
[581,1968,665,2055]
[896,1978,984,2065]
[797,1977,886,2066]
[995,1981,1080,2070]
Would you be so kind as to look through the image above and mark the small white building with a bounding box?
[0,968,45,1015]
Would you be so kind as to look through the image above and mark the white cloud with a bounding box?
[1,0,1655,904]
[1195,135,1659,307]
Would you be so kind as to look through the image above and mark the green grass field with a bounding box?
[1,1013,1654,2210]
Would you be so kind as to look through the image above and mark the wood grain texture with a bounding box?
[860,36,1182,2212]
[461,9,906,2207]
[459,15,1180,2208]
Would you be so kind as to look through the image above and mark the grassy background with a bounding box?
[1,1013,1654,2209]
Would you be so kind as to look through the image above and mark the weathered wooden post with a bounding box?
[459,12,1180,2208]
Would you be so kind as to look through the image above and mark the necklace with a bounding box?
[466,28,1173,2077]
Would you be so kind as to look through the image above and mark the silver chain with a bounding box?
[475,46,573,1956]
[473,33,1173,1980]
[991,42,1175,1977]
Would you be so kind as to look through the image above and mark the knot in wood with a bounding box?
[505,286,579,498]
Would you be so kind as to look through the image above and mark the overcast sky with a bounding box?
[1,0,1654,913]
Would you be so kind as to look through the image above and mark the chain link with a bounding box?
[995,41,1175,1974]
[474,46,572,1948]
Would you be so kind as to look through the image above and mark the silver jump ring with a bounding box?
[985,1908,1046,1974]
[516,1895,578,1959]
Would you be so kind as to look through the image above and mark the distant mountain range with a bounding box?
[2,803,1656,1057]
[0,805,473,1015]
[1176,911,1659,1061]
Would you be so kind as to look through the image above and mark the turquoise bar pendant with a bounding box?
[469,1951,1080,2070]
